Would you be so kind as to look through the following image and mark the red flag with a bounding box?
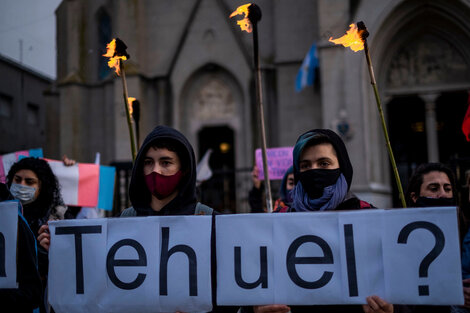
[463,92,470,141]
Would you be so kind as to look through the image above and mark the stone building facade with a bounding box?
[0,55,53,156]
[48,0,470,212]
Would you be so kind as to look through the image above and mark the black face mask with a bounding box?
[298,168,341,199]
[414,196,456,207]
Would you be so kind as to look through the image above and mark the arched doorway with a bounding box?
[197,126,236,213]
[179,63,252,212]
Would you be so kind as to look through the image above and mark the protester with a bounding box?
[405,163,460,313]
[273,165,294,212]
[121,125,213,217]
[290,129,373,213]
[460,226,470,312]
[249,165,295,213]
[0,183,42,313]
[120,125,237,312]
[405,163,456,208]
[7,157,69,313]
[250,129,392,313]
[7,157,67,237]
[248,165,266,213]
[463,172,470,306]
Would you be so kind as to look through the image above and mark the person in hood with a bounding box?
[121,125,208,216]
[273,165,294,213]
[290,128,373,212]
[252,129,392,313]
[120,126,238,313]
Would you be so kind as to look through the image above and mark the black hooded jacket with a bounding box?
[125,125,198,216]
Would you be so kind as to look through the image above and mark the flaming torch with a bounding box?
[329,22,406,208]
[103,38,137,161]
[230,3,274,212]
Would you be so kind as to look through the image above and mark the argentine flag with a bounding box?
[295,43,319,92]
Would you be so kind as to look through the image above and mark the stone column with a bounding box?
[421,93,439,162]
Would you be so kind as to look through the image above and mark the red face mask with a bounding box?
[145,171,183,200]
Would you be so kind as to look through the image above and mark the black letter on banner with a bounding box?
[286,235,334,289]
[397,221,445,296]
[55,225,102,294]
[344,224,358,297]
[234,246,268,289]
[107,239,147,290]
[0,232,5,277]
[160,227,197,296]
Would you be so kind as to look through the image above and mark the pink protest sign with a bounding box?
[255,147,293,180]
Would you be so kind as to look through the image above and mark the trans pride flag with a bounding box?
[0,148,115,211]
[48,160,116,210]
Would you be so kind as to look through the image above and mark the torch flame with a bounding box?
[328,24,364,52]
[103,39,127,75]
[230,3,252,33]
[127,97,136,115]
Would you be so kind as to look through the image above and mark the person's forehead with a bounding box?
[145,147,178,159]
[301,142,336,159]
[15,169,39,180]
[422,171,451,185]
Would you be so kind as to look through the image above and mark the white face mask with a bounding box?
[9,183,37,205]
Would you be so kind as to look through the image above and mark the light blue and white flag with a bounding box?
[295,43,319,92]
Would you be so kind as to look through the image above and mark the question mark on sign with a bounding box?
[397,221,445,296]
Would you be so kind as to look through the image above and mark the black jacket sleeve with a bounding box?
[0,217,43,313]
[248,184,265,213]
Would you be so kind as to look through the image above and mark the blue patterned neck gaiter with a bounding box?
[292,174,348,211]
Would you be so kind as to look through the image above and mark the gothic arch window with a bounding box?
[385,33,470,91]
[378,2,470,93]
[97,8,112,80]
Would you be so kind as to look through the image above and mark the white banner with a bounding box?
[48,216,213,313]
[48,207,463,312]
[216,207,463,306]
[0,201,18,289]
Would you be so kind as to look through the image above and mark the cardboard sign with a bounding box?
[216,207,463,305]
[0,201,18,288]
[255,147,293,180]
[48,208,463,312]
[48,216,213,313]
